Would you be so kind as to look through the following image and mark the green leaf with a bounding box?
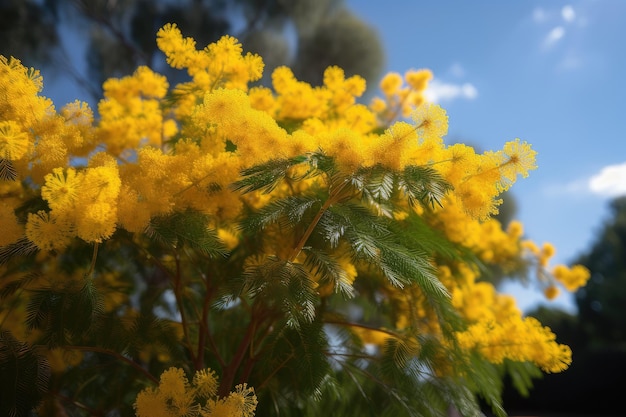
[0,238,38,266]
[324,203,450,302]
[378,243,449,299]
[0,330,50,417]
[302,247,355,298]
[25,280,103,347]
[0,158,17,181]
[147,210,227,257]
[316,205,351,249]
[232,157,307,194]
[240,195,320,233]
[400,165,454,209]
[25,290,57,332]
[306,151,336,176]
[388,211,471,262]
[456,351,508,417]
[382,337,418,372]
[503,359,543,398]
[355,165,396,203]
[127,313,182,359]
[0,273,39,300]
[242,255,318,327]
[260,320,332,402]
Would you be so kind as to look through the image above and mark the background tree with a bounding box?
[0,0,385,102]
[575,196,626,347]
[503,196,626,415]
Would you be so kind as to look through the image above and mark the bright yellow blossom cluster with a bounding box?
[522,240,590,299]
[98,66,173,156]
[372,69,433,123]
[28,155,121,246]
[456,316,572,373]
[135,367,257,417]
[382,252,573,375]
[0,57,99,184]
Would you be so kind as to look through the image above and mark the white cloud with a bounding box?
[532,7,548,23]
[425,80,477,103]
[562,5,576,23]
[588,162,626,197]
[543,26,566,48]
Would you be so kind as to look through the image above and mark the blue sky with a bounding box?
[39,1,625,313]
[345,0,626,312]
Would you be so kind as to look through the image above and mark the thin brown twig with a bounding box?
[66,345,158,384]
[172,253,198,366]
[287,177,351,262]
[195,278,225,370]
[54,390,103,416]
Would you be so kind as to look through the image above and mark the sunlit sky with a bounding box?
[347,0,626,312]
[40,1,625,313]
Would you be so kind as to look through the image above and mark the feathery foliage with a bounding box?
[0,330,50,417]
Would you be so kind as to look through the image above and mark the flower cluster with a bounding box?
[456,316,572,373]
[135,367,257,417]
[522,240,591,299]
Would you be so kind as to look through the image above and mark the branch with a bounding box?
[172,253,198,367]
[66,345,157,384]
[217,305,274,397]
[287,177,351,262]
[54,391,104,417]
[323,319,402,339]
[195,277,225,370]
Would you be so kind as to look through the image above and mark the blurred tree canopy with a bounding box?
[503,196,626,415]
[574,196,626,348]
[0,0,385,100]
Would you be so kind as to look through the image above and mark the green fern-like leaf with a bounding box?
[0,237,38,266]
[503,359,543,398]
[400,165,454,209]
[0,330,50,417]
[25,290,56,332]
[324,203,450,302]
[302,247,355,298]
[232,156,308,194]
[147,210,227,257]
[126,313,182,359]
[0,273,40,300]
[240,195,320,233]
[379,243,449,299]
[316,204,353,249]
[380,337,421,380]
[242,255,318,327]
[354,165,396,203]
[0,158,17,181]
[260,320,332,403]
[389,212,470,262]
[25,280,103,347]
[306,151,336,175]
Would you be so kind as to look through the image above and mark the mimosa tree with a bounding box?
[0,24,589,417]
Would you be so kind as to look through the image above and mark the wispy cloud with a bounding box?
[588,162,626,197]
[425,79,477,103]
[535,4,584,54]
[561,5,576,23]
[543,26,566,48]
[543,162,626,198]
